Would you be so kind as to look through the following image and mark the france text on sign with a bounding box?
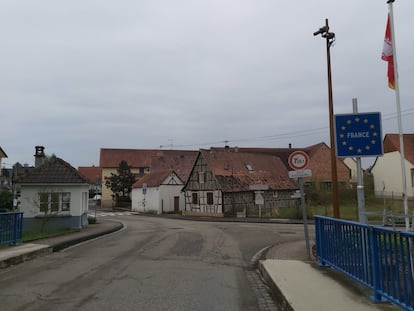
[334,112,383,158]
[288,169,312,179]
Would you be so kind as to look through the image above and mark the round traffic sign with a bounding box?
[288,151,310,170]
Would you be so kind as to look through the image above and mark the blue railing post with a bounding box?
[368,227,384,302]
[315,216,329,267]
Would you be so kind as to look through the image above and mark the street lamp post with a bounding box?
[314,19,340,218]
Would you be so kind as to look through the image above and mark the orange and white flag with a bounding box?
[381,14,395,89]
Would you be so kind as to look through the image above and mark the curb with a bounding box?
[0,221,124,269]
[0,246,51,269]
[50,221,124,252]
[138,213,311,225]
[258,260,294,311]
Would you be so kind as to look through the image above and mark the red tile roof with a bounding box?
[150,152,197,182]
[132,170,182,188]
[211,142,329,169]
[77,166,102,184]
[383,134,414,164]
[200,149,297,192]
[99,148,197,170]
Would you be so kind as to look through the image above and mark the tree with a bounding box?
[105,161,136,200]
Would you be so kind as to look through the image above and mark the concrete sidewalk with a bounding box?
[259,260,400,311]
[0,219,123,269]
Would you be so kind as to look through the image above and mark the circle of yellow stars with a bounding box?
[338,116,379,154]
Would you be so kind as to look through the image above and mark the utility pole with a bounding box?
[314,19,340,218]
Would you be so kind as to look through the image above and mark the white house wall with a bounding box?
[132,187,159,214]
[185,190,223,214]
[372,151,414,199]
[20,184,89,218]
[132,185,184,214]
[159,185,185,213]
[343,158,357,183]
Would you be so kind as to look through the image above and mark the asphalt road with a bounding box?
[0,216,307,311]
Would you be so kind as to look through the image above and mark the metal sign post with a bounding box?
[299,177,311,260]
[288,151,312,260]
[334,110,383,224]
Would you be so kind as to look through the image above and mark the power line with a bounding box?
[160,109,414,149]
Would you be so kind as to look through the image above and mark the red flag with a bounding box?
[382,14,395,89]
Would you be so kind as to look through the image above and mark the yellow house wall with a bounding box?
[101,167,145,208]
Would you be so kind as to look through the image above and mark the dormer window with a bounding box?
[246,164,254,173]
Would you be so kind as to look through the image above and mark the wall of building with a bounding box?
[184,190,223,214]
[307,146,351,189]
[101,167,144,208]
[372,151,414,199]
[159,184,185,213]
[222,190,297,217]
[131,186,159,214]
[19,184,89,231]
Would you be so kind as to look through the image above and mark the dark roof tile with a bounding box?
[17,157,89,184]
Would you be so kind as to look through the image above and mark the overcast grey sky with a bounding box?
[1,0,413,168]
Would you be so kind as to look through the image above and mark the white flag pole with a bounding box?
[388,0,409,230]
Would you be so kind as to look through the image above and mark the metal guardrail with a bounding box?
[0,212,23,245]
[364,211,414,230]
[315,215,414,310]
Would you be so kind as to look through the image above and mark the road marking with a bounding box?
[88,212,137,217]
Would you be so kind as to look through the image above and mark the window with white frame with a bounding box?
[38,192,71,213]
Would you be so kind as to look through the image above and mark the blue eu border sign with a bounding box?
[334,112,383,158]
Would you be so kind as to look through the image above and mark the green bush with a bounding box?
[88,216,97,224]
[116,196,131,208]
[0,191,13,212]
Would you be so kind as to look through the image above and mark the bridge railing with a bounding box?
[0,212,23,246]
[315,215,414,310]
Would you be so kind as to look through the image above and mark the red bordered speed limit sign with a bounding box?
[288,151,309,170]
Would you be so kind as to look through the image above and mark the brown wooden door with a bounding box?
[174,196,179,213]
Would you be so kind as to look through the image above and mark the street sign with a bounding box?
[254,192,264,205]
[289,169,312,179]
[288,151,310,170]
[334,112,383,157]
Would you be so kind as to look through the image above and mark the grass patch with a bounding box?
[23,227,79,242]
[306,197,414,221]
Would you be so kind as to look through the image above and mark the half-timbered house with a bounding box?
[183,149,299,217]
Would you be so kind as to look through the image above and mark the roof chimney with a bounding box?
[289,143,292,149]
[34,146,46,168]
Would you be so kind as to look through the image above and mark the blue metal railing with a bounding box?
[0,212,23,245]
[315,215,414,310]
